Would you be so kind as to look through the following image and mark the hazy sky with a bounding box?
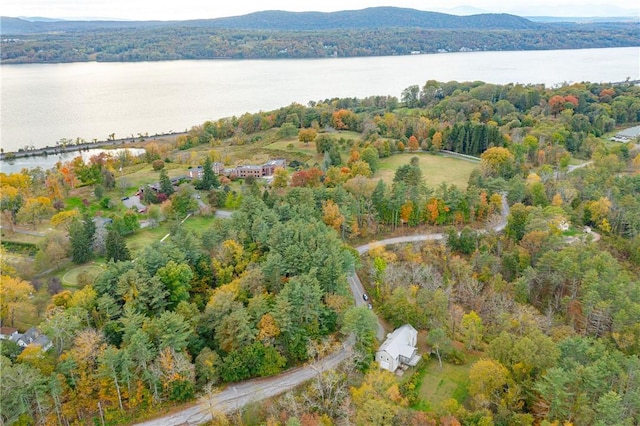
[3,0,639,20]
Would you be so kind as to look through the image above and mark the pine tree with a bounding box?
[69,217,94,264]
[199,157,219,190]
[105,230,131,262]
[159,169,174,196]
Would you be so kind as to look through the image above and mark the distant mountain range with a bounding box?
[2,7,540,34]
[1,7,637,64]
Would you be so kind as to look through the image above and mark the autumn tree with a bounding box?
[351,368,406,425]
[322,200,345,233]
[480,146,515,178]
[291,168,323,188]
[460,311,484,350]
[407,135,420,151]
[298,128,317,145]
[0,276,35,327]
[0,185,23,232]
[16,197,54,229]
[272,167,289,189]
[50,209,80,230]
[432,131,443,151]
[468,358,519,415]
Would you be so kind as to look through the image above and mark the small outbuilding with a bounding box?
[376,324,421,372]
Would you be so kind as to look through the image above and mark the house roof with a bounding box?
[378,324,418,359]
[263,159,286,167]
[9,327,50,348]
[0,326,18,336]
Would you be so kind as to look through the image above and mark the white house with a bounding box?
[8,327,53,352]
[376,324,421,372]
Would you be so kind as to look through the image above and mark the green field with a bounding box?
[377,152,479,189]
[418,352,481,409]
[125,224,171,254]
[181,215,218,233]
[119,163,187,190]
[264,138,320,157]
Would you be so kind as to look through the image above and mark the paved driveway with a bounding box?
[121,194,144,210]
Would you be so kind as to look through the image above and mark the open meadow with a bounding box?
[377,152,479,189]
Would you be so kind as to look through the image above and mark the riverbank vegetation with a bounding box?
[1,79,639,425]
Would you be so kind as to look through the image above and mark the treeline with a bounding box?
[2,24,638,63]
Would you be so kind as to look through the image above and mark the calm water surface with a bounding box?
[1,47,639,158]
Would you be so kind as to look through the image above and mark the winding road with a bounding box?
[135,196,510,426]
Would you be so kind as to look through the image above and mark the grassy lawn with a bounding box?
[377,152,479,189]
[181,215,218,234]
[1,231,44,245]
[264,138,320,157]
[119,163,186,190]
[264,131,362,160]
[62,264,105,287]
[125,224,171,255]
[418,352,482,409]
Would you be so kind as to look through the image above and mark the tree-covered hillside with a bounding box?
[1,7,637,63]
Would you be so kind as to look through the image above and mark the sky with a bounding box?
[2,0,639,21]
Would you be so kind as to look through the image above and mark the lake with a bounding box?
[1,47,639,158]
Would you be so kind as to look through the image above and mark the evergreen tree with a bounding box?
[105,229,131,262]
[159,169,174,196]
[68,216,94,264]
[198,157,220,190]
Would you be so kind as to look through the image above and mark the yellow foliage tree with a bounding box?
[322,200,345,232]
[432,131,443,150]
[272,167,289,189]
[50,209,80,230]
[0,275,35,327]
[257,313,280,342]
[481,147,515,177]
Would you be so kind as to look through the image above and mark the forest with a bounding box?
[1,9,638,63]
[1,79,639,425]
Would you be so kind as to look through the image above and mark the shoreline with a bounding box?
[0,131,186,162]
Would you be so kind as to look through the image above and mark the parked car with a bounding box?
[368,303,372,310]
[363,293,368,301]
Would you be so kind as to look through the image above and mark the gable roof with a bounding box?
[378,324,417,359]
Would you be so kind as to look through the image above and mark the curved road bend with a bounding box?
[136,196,510,426]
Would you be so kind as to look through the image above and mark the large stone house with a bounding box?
[376,324,421,372]
[188,159,286,180]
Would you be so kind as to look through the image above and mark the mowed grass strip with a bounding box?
[377,152,478,189]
